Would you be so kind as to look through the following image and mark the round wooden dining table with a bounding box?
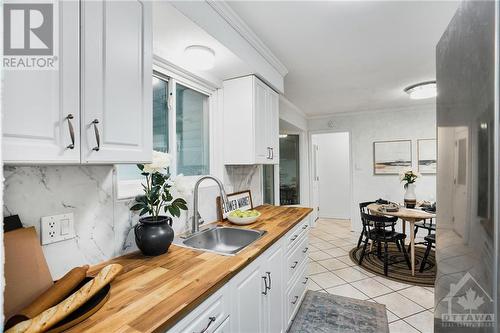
[367,203,436,276]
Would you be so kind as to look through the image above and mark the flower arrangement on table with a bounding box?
[399,168,421,208]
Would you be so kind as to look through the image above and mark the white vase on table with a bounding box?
[404,183,417,208]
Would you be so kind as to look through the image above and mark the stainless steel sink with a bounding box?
[174,226,266,256]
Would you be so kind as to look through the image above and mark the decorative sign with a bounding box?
[373,140,412,175]
[417,139,437,174]
[217,190,254,220]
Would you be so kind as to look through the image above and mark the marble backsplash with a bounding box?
[3,164,262,278]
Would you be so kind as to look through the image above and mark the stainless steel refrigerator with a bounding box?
[435,1,499,332]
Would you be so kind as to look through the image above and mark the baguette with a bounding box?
[6,264,123,333]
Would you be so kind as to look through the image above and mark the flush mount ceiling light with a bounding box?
[184,45,215,70]
[404,81,437,100]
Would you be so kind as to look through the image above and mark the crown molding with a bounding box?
[206,1,289,77]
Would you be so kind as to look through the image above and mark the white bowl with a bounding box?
[227,212,261,225]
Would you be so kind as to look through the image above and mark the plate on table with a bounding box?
[378,203,400,213]
[227,210,261,225]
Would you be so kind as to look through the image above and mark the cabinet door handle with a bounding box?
[197,316,216,333]
[270,147,274,159]
[291,235,298,241]
[266,271,272,290]
[262,275,268,295]
[302,247,309,253]
[291,261,298,269]
[267,147,271,159]
[291,296,299,304]
[66,114,75,149]
[302,224,308,230]
[91,119,100,151]
[302,277,309,284]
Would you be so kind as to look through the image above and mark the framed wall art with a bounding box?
[417,139,437,174]
[373,140,412,175]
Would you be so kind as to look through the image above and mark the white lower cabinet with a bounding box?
[167,218,310,333]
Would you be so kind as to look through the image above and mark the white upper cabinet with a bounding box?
[2,1,80,164]
[2,0,152,165]
[223,75,279,165]
[81,0,152,163]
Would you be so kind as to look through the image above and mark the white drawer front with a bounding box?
[168,288,229,333]
[286,261,308,327]
[286,219,309,251]
[286,236,309,284]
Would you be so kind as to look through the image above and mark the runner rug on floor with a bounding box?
[349,243,436,287]
[288,291,389,333]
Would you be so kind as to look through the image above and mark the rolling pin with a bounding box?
[5,265,89,329]
[6,264,123,333]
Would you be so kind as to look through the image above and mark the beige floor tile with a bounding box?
[317,258,349,271]
[310,271,346,289]
[333,267,370,283]
[309,250,332,261]
[313,241,337,250]
[386,309,399,323]
[326,284,369,300]
[308,261,328,275]
[398,286,435,309]
[389,320,420,333]
[374,292,425,318]
[306,279,323,291]
[323,247,349,258]
[373,276,413,291]
[404,310,434,333]
[336,255,357,267]
[351,278,393,298]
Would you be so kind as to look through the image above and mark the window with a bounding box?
[117,71,211,195]
[176,84,209,176]
[263,165,275,205]
[279,134,300,205]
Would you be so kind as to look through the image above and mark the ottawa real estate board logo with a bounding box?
[3,2,58,70]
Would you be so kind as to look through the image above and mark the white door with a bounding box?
[452,129,469,238]
[2,1,80,164]
[230,264,265,333]
[81,0,152,164]
[254,78,268,164]
[263,244,284,333]
[311,143,320,221]
[316,132,351,219]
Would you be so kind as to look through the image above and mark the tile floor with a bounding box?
[308,218,434,333]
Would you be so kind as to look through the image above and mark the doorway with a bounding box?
[311,132,351,220]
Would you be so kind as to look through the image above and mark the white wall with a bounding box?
[313,132,351,219]
[308,105,437,232]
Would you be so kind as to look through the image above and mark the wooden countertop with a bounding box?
[67,205,312,333]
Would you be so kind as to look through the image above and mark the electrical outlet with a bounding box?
[41,213,76,245]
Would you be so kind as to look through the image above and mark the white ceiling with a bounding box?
[153,2,251,86]
[228,1,460,116]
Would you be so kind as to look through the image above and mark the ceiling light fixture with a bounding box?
[184,45,215,70]
[279,134,288,138]
[404,81,437,100]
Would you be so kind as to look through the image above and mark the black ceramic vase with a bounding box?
[134,215,174,256]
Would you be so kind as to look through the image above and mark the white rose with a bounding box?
[143,151,171,173]
[173,174,193,198]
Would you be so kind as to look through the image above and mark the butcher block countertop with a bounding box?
[67,205,312,333]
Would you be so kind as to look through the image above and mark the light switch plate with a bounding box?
[41,213,76,245]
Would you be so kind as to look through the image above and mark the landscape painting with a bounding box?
[373,140,412,174]
[418,139,437,174]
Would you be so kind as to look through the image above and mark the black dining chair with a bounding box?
[419,233,435,272]
[408,218,436,253]
[358,212,412,276]
[357,201,397,249]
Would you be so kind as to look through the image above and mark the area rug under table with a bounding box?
[288,291,389,333]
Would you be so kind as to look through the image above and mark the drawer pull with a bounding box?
[197,316,216,333]
[291,235,298,241]
[291,296,299,305]
[262,275,269,295]
[302,247,309,253]
[266,271,272,290]
[291,261,298,269]
[302,277,309,284]
[91,119,100,151]
[302,224,308,230]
